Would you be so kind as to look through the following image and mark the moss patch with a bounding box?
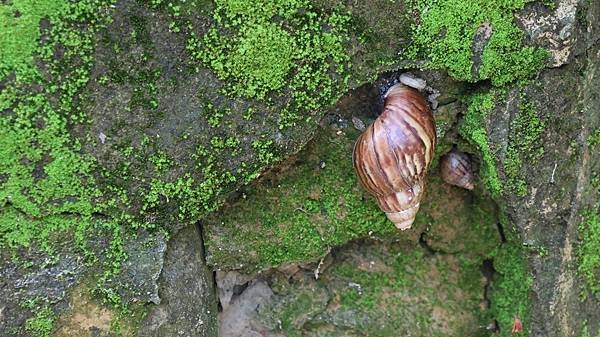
[588,128,600,149]
[202,22,295,99]
[0,0,67,82]
[0,0,127,268]
[420,175,501,255]
[489,242,533,336]
[459,87,546,199]
[578,210,600,296]
[24,306,56,337]
[409,0,548,85]
[259,241,495,337]
[459,90,503,198]
[332,251,485,336]
[186,0,352,127]
[449,88,535,335]
[204,126,395,271]
[0,0,155,332]
[581,321,600,337]
[504,93,546,196]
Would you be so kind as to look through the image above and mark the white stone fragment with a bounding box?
[351,116,366,131]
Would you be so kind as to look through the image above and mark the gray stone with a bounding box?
[138,224,218,337]
[215,271,253,312]
[0,246,85,336]
[516,0,580,67]
[219,280,273,337]
[118,231,167,305]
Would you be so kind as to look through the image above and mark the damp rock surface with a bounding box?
[1,0,599,336]
[215,239,495,337]
[138,225,218,337]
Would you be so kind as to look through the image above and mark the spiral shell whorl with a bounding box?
[376,183,423,230]
[385,203,420,230]
[440,149,475,190]
[353,84,436,230]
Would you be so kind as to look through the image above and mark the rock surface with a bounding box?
[1,0,418,334]
[219,280,273,337]
[215,239,496,337]
[0,241,85,336]
[1,0,599,336]
[138,224,218,337]
[486,2,600,335]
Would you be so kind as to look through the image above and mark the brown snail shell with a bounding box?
[353,84,436,230]
[440,149,475,190]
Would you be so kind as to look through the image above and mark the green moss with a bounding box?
[186,0,352,128]
[204,127,395,271]
[592,173,600,196]
[504,95,545,196]
[262,243,491,337]
[251,138,278,166]
[0,0,116,252]
[409,0,548,85]
[277,291,326,334]
[578,210,600,296]
[149,151,174,173]
[0,0,68,82]
[129,69,161,110]
[208,23,295,99]
[489,242,533,337]
[504,148,528,196]
[0,0,143,316]
[588,128,600,149]
[459,89,544,199]
[214,0,304,22]
[25,307,56,337]
[581,321,600,337]
[335,250,424,311]
[418,175,501,255]
[459,91,503,197]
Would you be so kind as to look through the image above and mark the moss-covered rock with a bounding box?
[256,241,492,337]
[0,0,420,334]
[1,0,598,335]
[459,2,600,334]
[203,71,470,273]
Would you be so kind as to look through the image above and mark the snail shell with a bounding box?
[353,84,436,230]
[440,149,475,190]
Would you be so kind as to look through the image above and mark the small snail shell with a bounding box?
[353,84,436,230]
[440,149,475,190]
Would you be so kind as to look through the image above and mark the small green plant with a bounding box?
[588,128,600,148]
[489,243,533,337]
[504,95,546,196]
[581,320,600,337]
[409,0,548,85]
[578,210,600,296]
[25,307,55,337]
[186,0,352,128]
[252,138,278,165]
[459,91,503,197]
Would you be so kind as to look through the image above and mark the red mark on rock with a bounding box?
[512,317,522,334]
